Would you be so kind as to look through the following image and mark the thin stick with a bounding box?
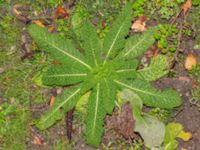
[65,108,75,141]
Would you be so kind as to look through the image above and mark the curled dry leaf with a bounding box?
[55,5,69,19]
[182,0,192,14]
[131,16,147,32]
[184,53,197,70]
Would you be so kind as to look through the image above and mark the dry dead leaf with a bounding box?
[106,103,136,139]
[31,130,46,146]
[131,16,147,32]
[49,95,56,107]
[181,149,187,150]
[48,25,56,33]
[34,20,45,28]
[184,53,197,70]
[55,5,69,19]
[182,0,192,14]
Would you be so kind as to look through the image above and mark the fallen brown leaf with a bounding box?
[55,5,69,19]
[182,0,192,14]
[49,95,56,107]
[48,25,56,33]
[34,20,45,28]
[131,16,147,32]
[106,103,136,139]
[184,53,197,70]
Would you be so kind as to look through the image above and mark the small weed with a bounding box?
[49,0,63,6]
[132,139,144,150]
[154,24,178,54]
[133,0,184,19]
[133,0,146,17]
[149,108,172,123]
[190,63,200,81]
[190,87,200,108]
[57,19,69,37]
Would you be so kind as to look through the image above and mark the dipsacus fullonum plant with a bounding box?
[28,2,181,147]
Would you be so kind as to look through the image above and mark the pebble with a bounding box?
[0,68,4,74]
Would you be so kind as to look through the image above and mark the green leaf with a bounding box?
[42,64,88,86]
[122,27,157,59]
[115,59,138,80]
[74,21,102,66]
[114,79,182,109]
[137,55,168,81]
[36,87,81,130]
[28,25,92,70]
[103,2,133,63]
[85,83,107,147]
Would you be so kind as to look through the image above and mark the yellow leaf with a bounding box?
[177,130,192,141]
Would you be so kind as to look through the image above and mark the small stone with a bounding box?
[0,68,4,74]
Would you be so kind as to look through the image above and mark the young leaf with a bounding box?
[103,2,133,63]
[36,87,81,130]
[28,25,92,70]
[137,55,168,81]
[122,27,157,59]
[115,79,182,109]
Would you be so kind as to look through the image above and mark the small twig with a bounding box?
[65,107,75,141]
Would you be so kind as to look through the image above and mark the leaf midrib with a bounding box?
[47,73,87,77]
[91,83,100,136]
